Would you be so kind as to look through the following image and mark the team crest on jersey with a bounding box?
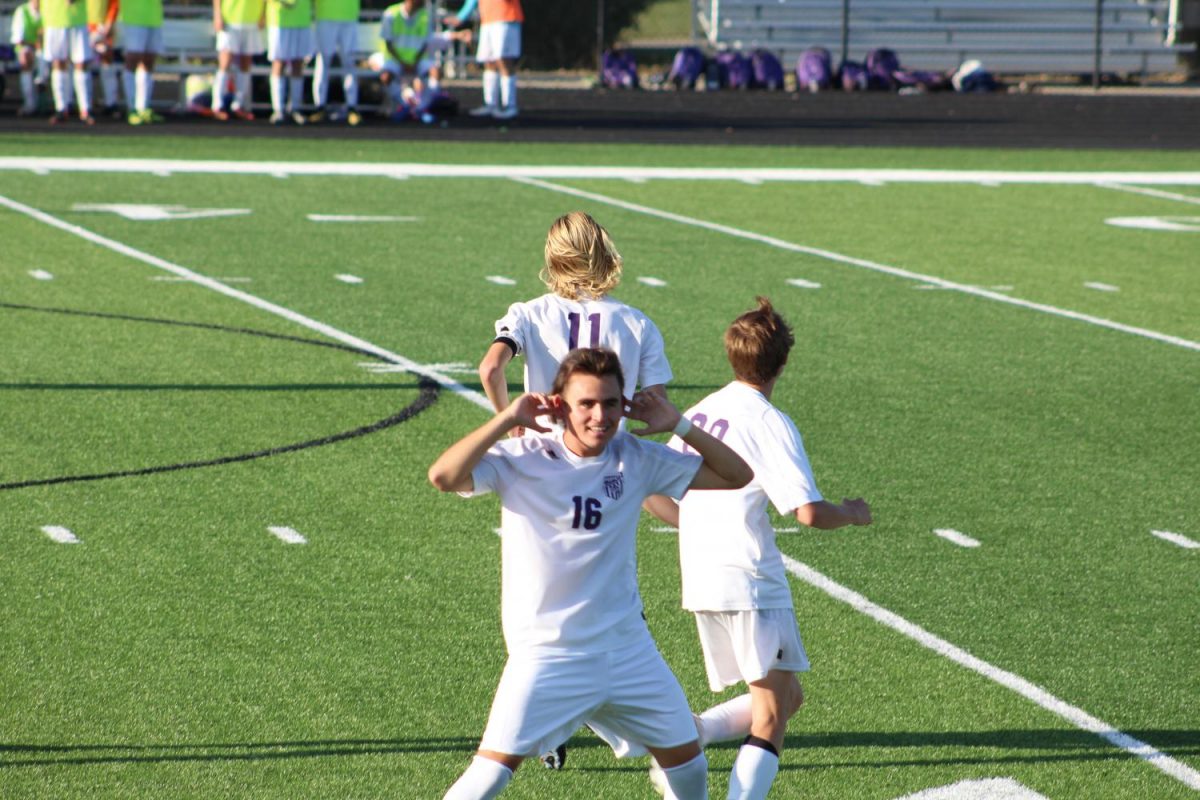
[603,473,624,500]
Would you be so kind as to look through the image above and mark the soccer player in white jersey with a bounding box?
[645,297,872,799]
[429,347,754,799]
[479,211,671,436]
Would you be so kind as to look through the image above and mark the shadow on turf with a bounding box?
[5,729,1196,770]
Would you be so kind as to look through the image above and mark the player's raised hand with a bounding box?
[505,392,555,434]
[624,389,683,437]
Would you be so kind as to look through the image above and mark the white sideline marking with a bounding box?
[786,278,822,289]
[150,275,251,283]
[72,203,251,221]
[1085,282,1120,292]
[306,214,421,223]
[780,553,1200,790]
[1104,216,1200,232]
[934,528,981,548]
[1097,182,1200,206]
[485,275,517,285]
[1151,529,1199,549]
[0,193,492,411]
[334,274,364,284]
[268,526,307,544]
[896,777,1047,800]
[28,269,54,281]
[4,158,1199,186]
[512,177,1200,353]
[41,525,80,544]
[637,276,667,287]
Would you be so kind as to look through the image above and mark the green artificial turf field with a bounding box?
[1,136,1197,799]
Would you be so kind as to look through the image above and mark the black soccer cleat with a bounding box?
[539,744,567,770]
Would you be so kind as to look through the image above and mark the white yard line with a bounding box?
[781,554,1200,791]
[1084,282,1120,292]
[933,528,982,548]
[1150,529,1200,549]
[28,270,54,281]
[0,193,491,411]
[267,526,307,545]
[1097,182,1200,206]
[334,274,364,284]
[41,525,80,544]
[512,177,1200,354]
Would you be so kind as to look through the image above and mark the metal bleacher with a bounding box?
[694,0,1194,76]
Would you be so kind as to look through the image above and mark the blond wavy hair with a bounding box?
[540,212,623,300]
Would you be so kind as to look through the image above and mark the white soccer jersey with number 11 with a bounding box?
[673,381,824,612]
[494,294,672,398]
[467,430,700,655]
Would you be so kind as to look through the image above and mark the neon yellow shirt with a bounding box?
[314,0,357,23]
[120,0,163,27]
[219,0,265,26]
[42,0,88,29]
[11,2,44,44]
[376,2,428,63]
[267,0,311,28]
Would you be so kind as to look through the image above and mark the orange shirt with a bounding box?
[480,0,521,24]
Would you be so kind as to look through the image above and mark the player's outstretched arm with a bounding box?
[626,391,752,491]
[795,498,872,529]
[428,393,553,492]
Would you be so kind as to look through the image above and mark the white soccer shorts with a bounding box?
[267,26,314,62]
[474,20,520,62]
[478,633,697,757]
[314,19,357,59]
[694,608,809,692]
[216,24,264,56]
[119,25,164,55]
[42,27,93,63]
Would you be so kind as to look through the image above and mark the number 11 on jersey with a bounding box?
[567,312,601,350]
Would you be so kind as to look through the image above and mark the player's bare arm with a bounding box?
[626,391,752,490]
[642,494,679,527]
[428,393,553,493]
[478,340,514,413]
[795,497,872,529]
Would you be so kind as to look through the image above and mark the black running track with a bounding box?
[2,85,1198,149]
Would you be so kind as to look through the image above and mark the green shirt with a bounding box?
[11,1,43,44]
[42,0,88,30]
[219,0,265,26]
[376,2,428,64]
[314,0,358,23]
[120,0,164,28]
[266,0,311,28]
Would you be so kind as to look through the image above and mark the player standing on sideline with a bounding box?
[265,0,313,124]
[370,0,469,122]
[120,0,164,124]
[10,0,43,116]
[86,0,120,116]
[309,0,359,125]
[42,0,95,124]
[210,0,265,120]
[444,0,521,120]
[430,347,754,799]
[479,211,671,431]
[645,297,872,799]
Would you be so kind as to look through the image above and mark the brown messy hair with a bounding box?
[551,347,626,396]
[725,297,794,385]
[541,212,623,300]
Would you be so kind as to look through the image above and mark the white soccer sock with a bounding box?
[313,54,329,106]
[136,66,153,113]
[482,69,499,108]
[21,71,36,109]
[236,72,251,110]
[343,72,358,107]
[101,62,119,105]
[697,694,754,746]
[443,756,513,800]
[269,74,285,114]
[727,743,779,800]
[499,74,517,110]
[288,76,304,112]
[662,752,708,800]
[51,68,68,112]
[212,69,229,110]
[72,68,91,116]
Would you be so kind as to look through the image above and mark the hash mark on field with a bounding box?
[1085,282,1120,292]
[914,284,1013,292]
[150,275,251,283]
[28,270,54,280]
[41,526,80,544]
[334,274,364,284]
[268,526,307,545]
[787,278,822,289]
[486,275,516,285]
[637,276,667,287]
[934,528,981,548]
[1151,529,1199,549]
